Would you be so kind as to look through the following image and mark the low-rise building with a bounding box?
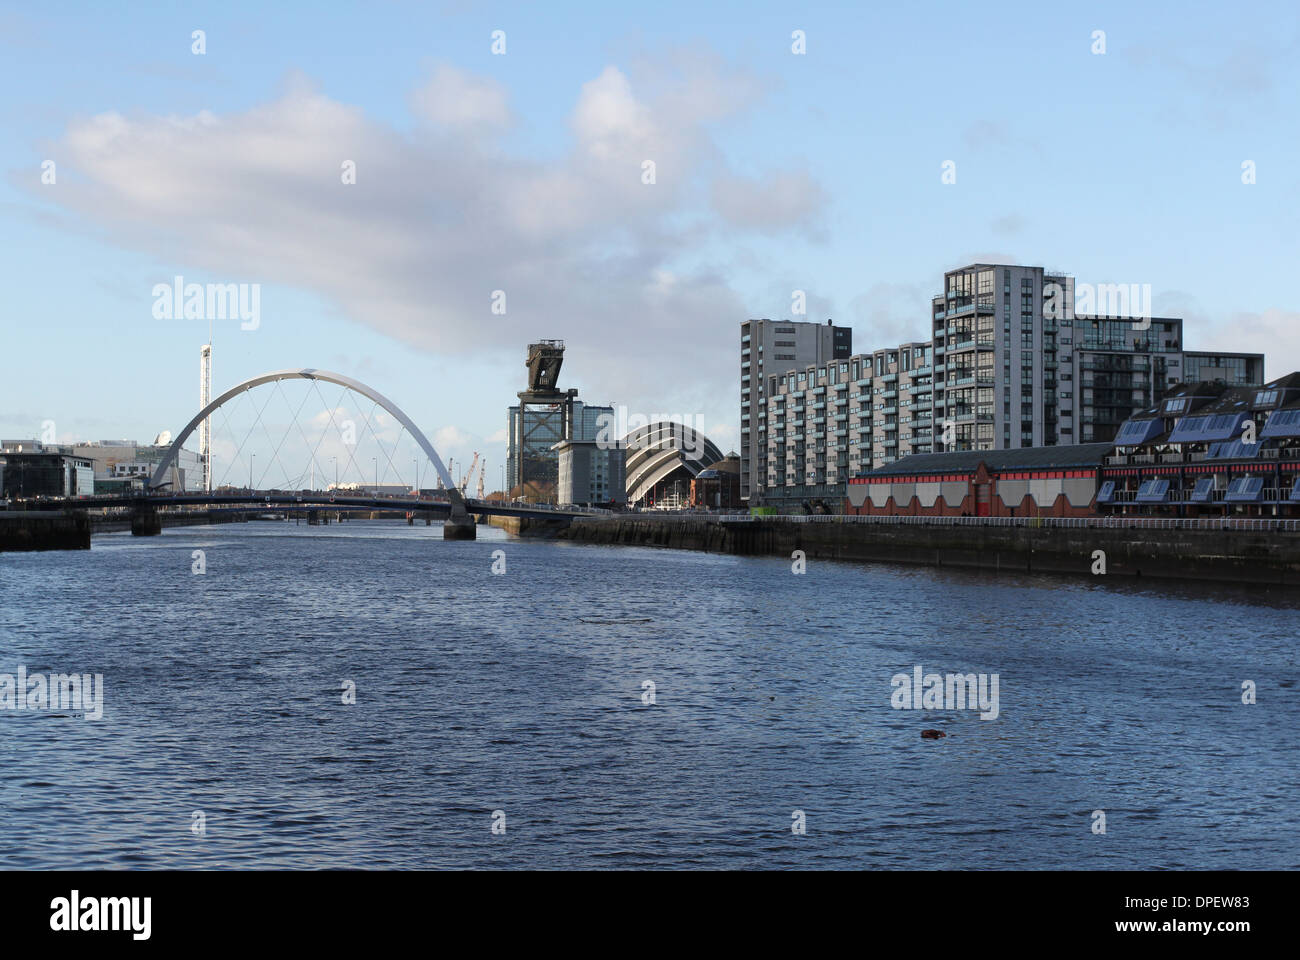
[1097,372,1300,515]
[0,451,95,499]
[847,444,1111,517]
[2,439,204,491]
[690,455,741,509]
[844,371,1300,518]
[94,475,146,495]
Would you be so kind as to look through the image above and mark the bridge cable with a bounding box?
[317,382,372,489]
[249,379,316,490]
[286,378,351,490]
[210,381,284,489]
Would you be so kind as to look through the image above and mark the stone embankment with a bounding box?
[552,515,1300,584]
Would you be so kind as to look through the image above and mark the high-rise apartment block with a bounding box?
[744,263,1265,506]
[739,318,851,500]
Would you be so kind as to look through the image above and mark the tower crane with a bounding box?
[477,461,486,500]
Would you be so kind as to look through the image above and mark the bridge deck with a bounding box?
[8,493,609,522]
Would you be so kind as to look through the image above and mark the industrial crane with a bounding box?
[477,461,486,500]
[459,452,479,495]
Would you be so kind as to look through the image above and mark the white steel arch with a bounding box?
[147,368,459,499]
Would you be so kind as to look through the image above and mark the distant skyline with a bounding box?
[3,1,1298,479]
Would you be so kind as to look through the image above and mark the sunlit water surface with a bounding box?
[1,520,1297,869]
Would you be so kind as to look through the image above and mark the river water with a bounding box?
[1,520,1297,869]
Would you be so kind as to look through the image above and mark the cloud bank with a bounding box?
[37,53,826,441]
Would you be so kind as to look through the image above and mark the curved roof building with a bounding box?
[624,421,723,505]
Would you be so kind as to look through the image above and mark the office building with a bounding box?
[554,439,626,507]
[0,451,94,499]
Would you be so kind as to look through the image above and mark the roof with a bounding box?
[1186,386,1255,416]
[858,442,1113,478]
[1263,372,1300,391]
[1120,379,1266,428]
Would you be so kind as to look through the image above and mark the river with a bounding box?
[1,520,1296,868]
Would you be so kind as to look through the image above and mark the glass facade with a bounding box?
[1183,354,1264,386]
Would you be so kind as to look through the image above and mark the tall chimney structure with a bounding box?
[199,342,212,492]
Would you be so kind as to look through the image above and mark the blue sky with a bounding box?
[2,0,1298,487]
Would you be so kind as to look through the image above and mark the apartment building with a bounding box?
[748,263,1264,507]
[1181,351,1266,387]
[739,318,851,500]
[931,263,1080,452]
[759,341,935,506]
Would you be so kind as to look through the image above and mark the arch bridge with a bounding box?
[75,365,595,539]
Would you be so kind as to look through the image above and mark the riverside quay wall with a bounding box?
[555,515,1300,584]
[0,510,91,551]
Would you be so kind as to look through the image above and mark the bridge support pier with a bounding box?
[131,508,162,537]
[443,505,477,540]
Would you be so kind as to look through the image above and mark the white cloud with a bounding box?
[434,425,472,450]
[1198,309,1300,381]
[35,53,820,428]
[411,63,511,134]
[711,168,826,235]
[847,281,930,347]
[1154,292,1296,381]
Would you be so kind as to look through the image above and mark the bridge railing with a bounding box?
[19,491,620,518]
